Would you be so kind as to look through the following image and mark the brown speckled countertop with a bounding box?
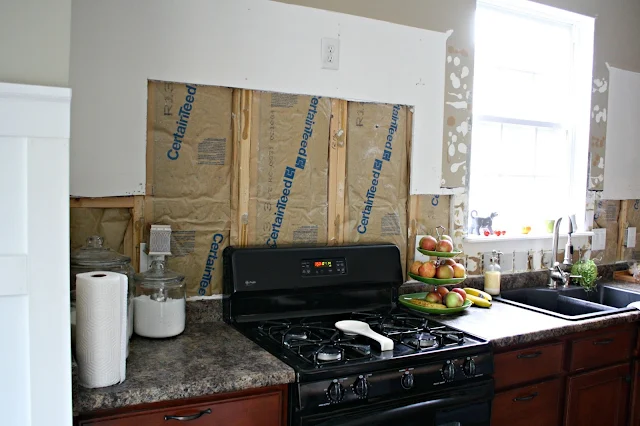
[423,282,640,349]
[72,322,295,415]
[73,275,640,415]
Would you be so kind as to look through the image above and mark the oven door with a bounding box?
[296,379,493,426]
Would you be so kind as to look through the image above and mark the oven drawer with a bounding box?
[494,342,564,389]
[299,380,493,426]
[491,378,562,426]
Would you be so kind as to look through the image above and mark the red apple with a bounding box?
[436,239,453,253]
[409,261,422,275]
[444,291,464,308]
[441,234,453,243]
[418,262,436,278]
[452,263,466,278]
[451,288,467,302]
[419,235,437,251]
[436,264,454,279]
[425,291,442,304]
[442,258,456,266]
[436,286,449,298]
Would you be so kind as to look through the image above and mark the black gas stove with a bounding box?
[224,244,494,426]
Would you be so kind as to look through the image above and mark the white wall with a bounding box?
[602,66,640,200]
[70,0,448,197]
[0,0,71,87]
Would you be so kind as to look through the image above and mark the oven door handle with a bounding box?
[315,386,493,426]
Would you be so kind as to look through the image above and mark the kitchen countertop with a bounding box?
[432,282,640,349]
[72,322,295,415]
[73,280,640,415]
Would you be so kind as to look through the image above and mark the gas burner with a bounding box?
[342,343,372,356]
[431,329,465,345]
[284,330,309,343]
[402,332,438,350]
[317,346,342,362]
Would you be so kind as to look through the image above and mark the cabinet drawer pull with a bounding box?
[513,392,539,402]
[517,351,542,359]
[592,338,614,346]
[164,408,212,422]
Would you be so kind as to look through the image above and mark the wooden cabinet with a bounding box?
[564,363,630,426]
[492,378,562,426]
[630,360,640,426]
[494,324,636,426]
[76,385,287,426]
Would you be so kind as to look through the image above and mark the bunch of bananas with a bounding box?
[463,288,492,308]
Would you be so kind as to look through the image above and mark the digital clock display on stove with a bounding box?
[301,258,347,276]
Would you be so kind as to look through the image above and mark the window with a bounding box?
[468,0,594,236]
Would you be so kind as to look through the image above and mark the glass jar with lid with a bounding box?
[133,259,186,338]
[70,235,135,341]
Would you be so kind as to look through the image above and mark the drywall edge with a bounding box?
[70,0,448,197]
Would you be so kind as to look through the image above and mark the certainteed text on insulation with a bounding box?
[266,97,320,248]
[358,105,401,234]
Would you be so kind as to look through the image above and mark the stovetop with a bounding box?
[235,306,489,381]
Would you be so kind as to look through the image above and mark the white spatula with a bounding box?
[335,320,394,352]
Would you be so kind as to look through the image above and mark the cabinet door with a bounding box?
[630,360,640,426]
[492,378,562,426]
[565,363,630,426]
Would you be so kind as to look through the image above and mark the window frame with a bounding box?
[467,0,595,243]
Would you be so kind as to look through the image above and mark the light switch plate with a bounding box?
[592,228,606,251]
[627,227,637,248]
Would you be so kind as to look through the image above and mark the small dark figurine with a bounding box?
[469,210,498,235]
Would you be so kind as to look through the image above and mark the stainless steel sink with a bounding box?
[496,285,637,321]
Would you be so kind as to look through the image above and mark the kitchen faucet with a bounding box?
[548,214,582,289]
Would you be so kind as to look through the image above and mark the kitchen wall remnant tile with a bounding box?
[441,43,473,189]
[588,71,609,191]
[466,254,482,276]
[513,251,529,272]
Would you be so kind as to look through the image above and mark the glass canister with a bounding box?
[133,259,186,338]
[484,250,502,296]
[70,235,135,340]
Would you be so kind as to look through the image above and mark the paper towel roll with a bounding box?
[76,271,127,388]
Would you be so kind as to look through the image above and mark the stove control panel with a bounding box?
[301,258,347,277]
[298,352,493,410]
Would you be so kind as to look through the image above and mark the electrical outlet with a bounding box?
[627,227,637,248]
[321,37,340,70]
[592,228,606,251]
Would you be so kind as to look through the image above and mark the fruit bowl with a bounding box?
[398,292,472,315]
[417,248,463,258]
[408,272,466,285]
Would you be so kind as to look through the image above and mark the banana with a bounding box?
[464,287,493,301]
[408,299,448,309]
[466,294,492,308]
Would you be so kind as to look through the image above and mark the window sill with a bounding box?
[462,231,593,255]
[464,231,593,243]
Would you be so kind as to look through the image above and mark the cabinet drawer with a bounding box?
[494,342,564,389]
[492,378,562,426]
[79,390,284,426]
[569,328,633,372]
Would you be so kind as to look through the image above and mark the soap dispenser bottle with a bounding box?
[484,250,502,296]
